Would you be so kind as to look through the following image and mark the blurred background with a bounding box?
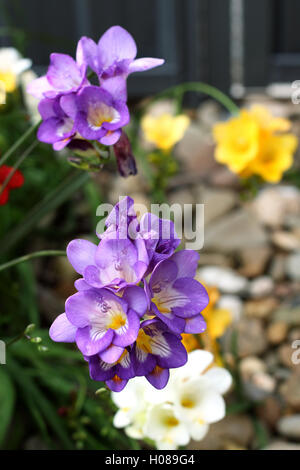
[0,0,300,452]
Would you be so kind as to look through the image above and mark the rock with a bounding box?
[248,276,274,298]
[251,186,300,228]
[209,166,240,188]
[278,344,299,369]
[196,187,237,226]
[243,372,276,401]
[286,252,300,281]
[204,209,268,253]
[256,396,282,429]
[267,322,288,345]
[280,371,300,409]
[224,318,268,358]
[168,188,194,206]
[277,415,300,440]
[240,356,266,380]
[245,297,278,319]
[196,100,221,128]
[264,440,300,450]
[238,246,271,278]
[197,266,249,294]
[270,255,287,282]
[272,231,300,251]
[217,295,243,321]
[188,414,254,450]
[197,252,233,268]
[174,124,217,176]
[108,174,148,202]
[274,306,300,327]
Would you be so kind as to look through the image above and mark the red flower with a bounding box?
[0,165,24,205]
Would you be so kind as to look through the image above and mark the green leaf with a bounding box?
[0,368,16,447]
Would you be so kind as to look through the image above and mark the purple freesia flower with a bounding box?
[67,235,148,291]
[75,77,129,145]
[79,25,164,81]
[50,285,147,357]
[27,46,88,100]
[88,348,134,392]
[49,198,209,392]
[147,250,208,334]
[131,319,187,389]
[37,96,76,150]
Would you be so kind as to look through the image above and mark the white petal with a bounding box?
[113,410,131,428]
[189,422,209,441]
[197,391,226,423]
[204,367,232,394]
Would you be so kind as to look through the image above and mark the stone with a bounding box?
[278,344,299,369]
[267,322,288,345]
[280,371,300,409]
[209,166,240,188]
[224,318,268,358]
[250,186,300,228]
[270,255,287,282]
[256,396,282,429]
[196,186,237,226]
[196,100,221,128]
[248,276,274,298]
[242,371,276,402]
[174,124,217,176]
[277,415,300,440]
[272,231,300,251]
[197,252,233,268]
[197,266,248,294]
[238,246,271,278]
[274,306,300,327]
[264,440,300,450]
[204,209,268,253]
[240,356,266,380]
[245,297,278,319]
[188,414,254,450]
[286,252,300,281]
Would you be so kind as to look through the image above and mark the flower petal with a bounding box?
[128,57,164,73]
[67,239,97,275]
[49,313,77,343]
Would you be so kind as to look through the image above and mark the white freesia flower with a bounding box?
[0,48,31,97]
[111,350,232,450]
[144,403,189,450]
[20,70,40,123]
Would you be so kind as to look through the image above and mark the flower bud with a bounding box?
[113,131,137,177]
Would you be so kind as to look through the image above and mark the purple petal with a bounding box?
[27,75,53,99]
[83,265,103,288]
[122,286,147,317]
[149,259,178,292]
[101,76,127,102]
[76,36,99,71]
[172,278,209,317]
[146,366,169,389]
[170,250,200,278]
[132,348,156,377]
[49,313,77,343]
[76,326,113,356]
[156,332,187,369]
[88,355,115,381]
[67,239,97,275]
[106,377,128,392]
[128,57,164,73]
[74,278,91,291]
[183,314,207,334]
[151,304,186,334]
[37,118,65,144]
[100,129,121,146]
[38,98,56,120]
[47,53,85,91]
[60,94,78,120]
[53,139,71,151]
[99,344,124,363]
[98,26,137,69]
[65,290,100,328]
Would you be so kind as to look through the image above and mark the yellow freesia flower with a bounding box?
[181,284,232,366]
[0,48,31,102]
[213,105,298,182]
[141,113,190,151]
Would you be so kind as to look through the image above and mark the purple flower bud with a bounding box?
[113,131,137,177]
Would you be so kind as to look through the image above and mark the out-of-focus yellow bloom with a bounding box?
[181,284,232,366]
[213,105,298,183]
[0,48,31,102]
[141,113,190,151]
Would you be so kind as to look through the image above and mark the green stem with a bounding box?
[151,81,239,115]
[0,249,66,272]
[0,140,38,198]
[0,170,90,255]
[0,120,40,166]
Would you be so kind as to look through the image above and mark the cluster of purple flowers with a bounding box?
[50,197,209,391]
[27,26,164,176]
